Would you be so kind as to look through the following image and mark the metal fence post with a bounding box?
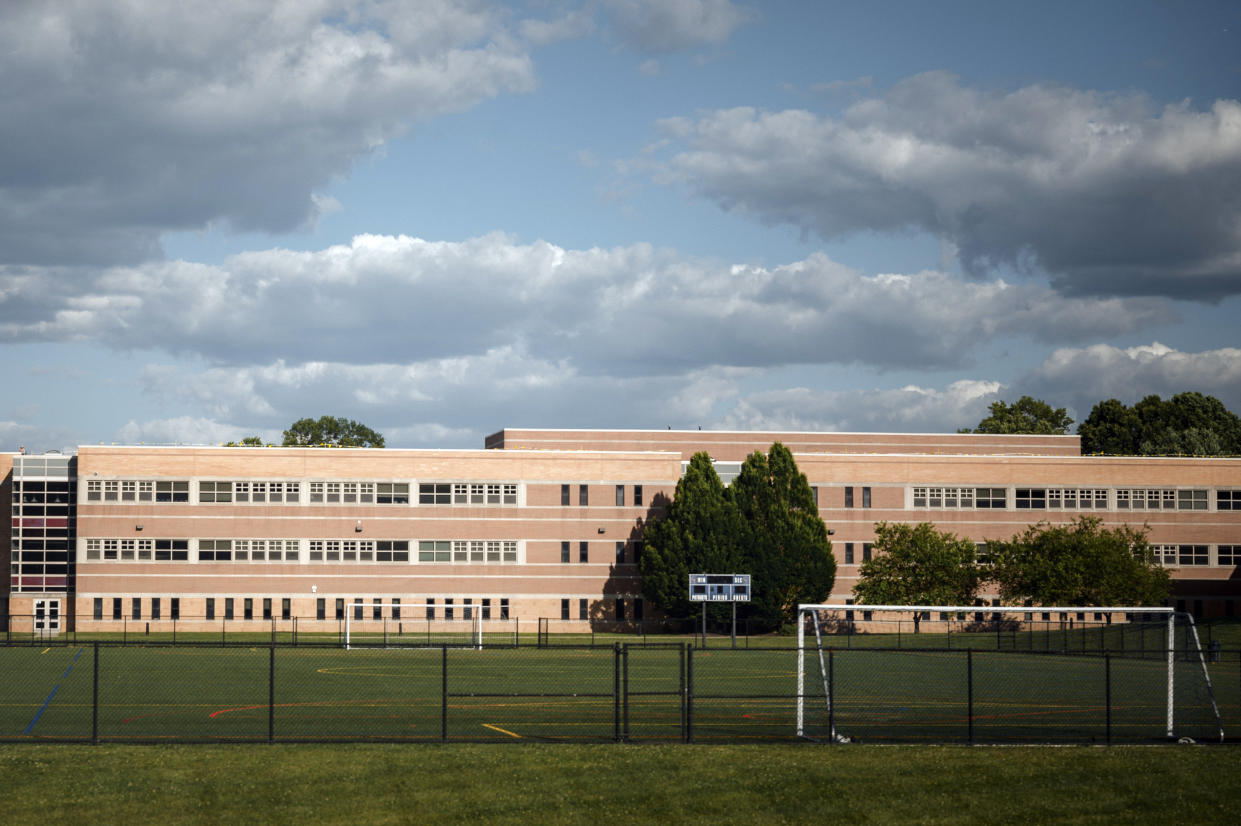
[828,648,835,744]
[92,641,99,745]
[679,643,687,742]
[613,643,621,742]
[441,645,448,742]
[269,643,276,743]
[622,644,630,742]
[1105,652,1111,746]
[686,645,694,743]
[967,649,974,744]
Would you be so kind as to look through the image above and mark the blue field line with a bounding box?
[25,647,83,735]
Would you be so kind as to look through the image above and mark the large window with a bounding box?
[198,481,233,503]
[1218,490,1241,510]
[1178,545,1209,566]
[974,488,1007,509]
[1220,546,1241,565]
[1015,489,1047,509]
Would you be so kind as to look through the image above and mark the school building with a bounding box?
[4,428,1239,634]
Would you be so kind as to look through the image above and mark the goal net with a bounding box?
[796,604,1224,744]
[343,604,516,649]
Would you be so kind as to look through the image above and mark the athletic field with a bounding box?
[1,642,1229,744]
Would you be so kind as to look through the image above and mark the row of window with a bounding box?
[83,538,520,564]
[1150,545,1241,567]
[85,479,520,506]
[90,596,514,622]
[559,540,642,564]
[560,597,642,622]
[561,484,644,507]
[913,486,1236,511]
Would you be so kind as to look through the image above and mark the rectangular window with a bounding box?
[844,486,854,508]
[561,541,570,563]
[615,485,625,506]
[373,598,382,620]
[151,598,161,621]
[616,541,626,564]
[206,598,215,621]
[132,598,141,621]
[155,481,189,503]
[392,598,400,620]
[482,599,491,620]
[225,598,235,620]
[353,600,363,621]
[1219,546,1241,566]
[579,541,588,563]
[464,599,473,620]
[579,598,588,621]
[426,598,436,620]
[812,486,819,507]
[170,598,179,620]
[579,484,589,506]
[1177,489,1208,511]
[93,598,103,620]
[199,481,233,503]
[561,598,570,620]
[263,598,272,621]
[561,484,570,506]
[418,540,451,562]
[635,598,643,621]
[377,483,410,504]
[863,542,872,562]
[1015,489,1047,509]
[1218,490,1241,510]
[154,539,189,561]
[862,486,871,508]
[445,599,454,621]
[975,488,1007,509]
[500,598,509,620]
[335,598,344,621]
[616,599,625,622]
[112,598,122,621]
[844,543,854,564]
[244,598,254,620]
[282,598,291,621]
[634,485,643,506]
[316,598,325,620]
[1178,545,1209,566]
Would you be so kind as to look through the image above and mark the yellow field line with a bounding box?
[482,723,521,739]
[40,648,50,655]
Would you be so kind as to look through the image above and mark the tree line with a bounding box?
[964,392,1241,455]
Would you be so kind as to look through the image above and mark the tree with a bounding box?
[282,416,385,448]
[1079,393,1241,455]
[965,396,1073,435]
[224,436,265,447]
[730,443,836,631]
[639,453,742,619]
[987,516,1170,607]
[853,522,982,630]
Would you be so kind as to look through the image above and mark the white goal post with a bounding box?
[344,603,494,649]
[795,604,1223,742]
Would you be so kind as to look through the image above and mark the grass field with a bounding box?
[0,743,1238,824]
[1,642,1232,745]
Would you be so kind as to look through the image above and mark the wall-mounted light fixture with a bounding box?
[135,524,144,531]
[355,521,363,532]
[597,527,606,534]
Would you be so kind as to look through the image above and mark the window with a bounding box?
[171,598,179,620]
[1218,490,1241,510]
[634,485,643,506]
[112,598,122,621]
[1015,489,1047,509]
[335,598,344,620]
[500,599,509,620]
[426,599,436,620]
[862,542,872,562]
[353,600,363,621]
[225,598,235,620]
[1177,489,1208,511]
[154,540,189,561]
[1178,545,1209,566]
[151,598,161,621]
[811,486,819,507]
[616,541,626,564]
[155,481,189,503]
[132,598,141,620]
[206,598,215,621]
[199,481,233,503]
[975,488,1007,509]
[445,599,454,621]
[561,484,570,506]
[376,540,409,562]
[418,540,451,562]
[198,539,232,561]
[280,598,290,621]
[1220,546,1241,565]
[418,483,451,505]
[579,484,589,506]
[912,486,973,508]
[482,599,491,620]
[844,486,854,508]
[616,485,625,506]
[561,541,570,563]
[616,599,625,621]
[263,598,273,621]
[392,598,400,620]
[635,598,643,621]
[579,598,588,621]
[244,598,254,620]
[862,487,871,508]
[377,483,410,504]
[579,541,588,563]
[1151,545,1177,566]
[464,599,473,620]
[844,543,854,564]
[93,598,102,621]
[561,598,570,620]
[373,598,382,620]
[316,598,325,620]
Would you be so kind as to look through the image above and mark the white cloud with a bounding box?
[602,0,755,53]
[656,72,1241,299]
[0,0,537,267]
[0,235,1176,373]
[114,416,275,446]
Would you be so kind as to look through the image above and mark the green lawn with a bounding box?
[1,643,1230,745]
[0,744,1237,824]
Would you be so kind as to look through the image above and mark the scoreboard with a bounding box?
[689,573,751,602]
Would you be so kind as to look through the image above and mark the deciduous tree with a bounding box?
[965,396,1073,435]
[282,416,385,448]
[853,522,982,630]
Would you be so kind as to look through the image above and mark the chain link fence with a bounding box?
[0,641,1232,744]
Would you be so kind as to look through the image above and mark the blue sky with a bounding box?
[2,0,1240,450]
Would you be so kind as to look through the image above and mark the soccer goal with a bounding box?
[344,604,515,649]
[796,604,1224,743]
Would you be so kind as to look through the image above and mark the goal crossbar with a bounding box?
[795,604,1222,743]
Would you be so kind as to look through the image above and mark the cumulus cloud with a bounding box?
[717,380,1004,434]
[0,0,537,267]
[0,235,1175,372]
[1018,342,1241,418]
[114,416,275,446]
[602,0,755,53]
[656,71,1241,299]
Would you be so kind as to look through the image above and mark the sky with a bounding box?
[2,0,1240,451]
